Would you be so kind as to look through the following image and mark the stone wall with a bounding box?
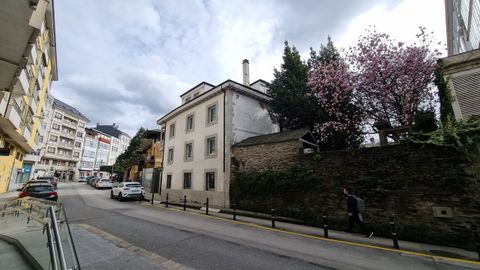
[231,140,302,173]
[230,142,480,249]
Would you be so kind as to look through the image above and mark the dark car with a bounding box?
[18,183,58,201]
[36,176,58,189]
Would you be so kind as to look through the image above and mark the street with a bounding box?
[60,182,478,270]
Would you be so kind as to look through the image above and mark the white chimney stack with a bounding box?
[242,59,250,86]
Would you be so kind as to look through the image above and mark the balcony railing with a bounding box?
[0,198,81,270]
[5,100,22,129]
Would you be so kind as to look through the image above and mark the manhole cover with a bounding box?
[429,250,467,259]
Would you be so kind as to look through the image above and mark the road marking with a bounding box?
[76,223,193,270]
[141,202,480,267]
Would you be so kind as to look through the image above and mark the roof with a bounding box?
[157,79,271,125]
[53,99,89,121]
[234,128,313,147]
[143,129,163,139]
[251,79,269,86]
[180,81,215,97]
[94,124,130,139]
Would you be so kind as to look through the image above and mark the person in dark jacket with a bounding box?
[343,187,373,238]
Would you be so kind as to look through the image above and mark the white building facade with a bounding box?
[35,98,88,181]
[158,61,278,208]
[442,0,480,120]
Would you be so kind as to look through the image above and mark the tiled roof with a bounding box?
[234,128,311,147]
[94,124,129,139]
[53,99,89,121]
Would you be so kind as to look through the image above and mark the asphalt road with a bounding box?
[59,183,477,270]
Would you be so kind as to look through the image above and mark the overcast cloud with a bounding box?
[52,0,445,136]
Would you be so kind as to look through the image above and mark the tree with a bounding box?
[308,37,363,150]
[113,127,149,174]
[348,27,440,132]
[268,41,325,131]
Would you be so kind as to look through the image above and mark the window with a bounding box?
[52,123,60,130]
[206,136,216,157]
[186,114,194,132]
[75,141,81,147]
[73,152,79,157]
[78,122,85,128]
[207,104,217,124]
[54,112,62,119]
[169,123,175,138]
[206,172,215,190]
[193,92,199,98]
[166,175,172,189]
[185,142,193,160]
[76,132,83,138]
[50,135,58,142]
[167,147,174,164]
[183,172,192,189]
[47,147,55,153]
[185,97,191,102]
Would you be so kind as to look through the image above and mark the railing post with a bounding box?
[390,215,399,249]
[49,206,68,269]
[233,203,236,220]
[183,195,187,211]
[165,193,169,208]
[322,211,329,238]
[271,208,276,228]
[473,226,480,261]
[151,192,154,205]
[206,198,209,215]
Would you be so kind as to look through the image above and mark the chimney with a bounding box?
[242,59,250,86]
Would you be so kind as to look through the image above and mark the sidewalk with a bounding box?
[0,189,19,202]
[141,196,479,263]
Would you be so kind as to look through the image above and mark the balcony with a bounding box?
[62,119,77,129]
[29,98,38,115]
[22,125,32,142]
[60,130,76,139]
[57,142,74,149]
[15,70,29,96]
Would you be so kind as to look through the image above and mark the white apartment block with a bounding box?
[36,98,88,181]
[442,0,480,120]
[78,128,97,176]
[157,60,278,208]
[94,124,131,166]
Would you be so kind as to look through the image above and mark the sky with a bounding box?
[53,0,446,136]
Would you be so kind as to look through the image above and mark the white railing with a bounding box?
[18,70,29,95]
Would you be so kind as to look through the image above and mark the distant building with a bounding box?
[94,124,131,166]
[35,98,89,181]
[78,128,98,177]
[0,0,58,192]
[157,60,278,208]
[442,0,480,120]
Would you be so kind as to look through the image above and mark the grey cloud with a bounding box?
[53,0,404,136]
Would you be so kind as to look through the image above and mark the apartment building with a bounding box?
[35,98,89,181]
[442,0,480,120]
[0,0,58,192]
[157,60,278,208]
[94,124,131,166]
[78,128,98,177]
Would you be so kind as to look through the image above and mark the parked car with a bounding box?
[85,176,96,184]
[96,178,112,189]
[78,176,87,182]
[90,178,100,187]
[110,182,145,201]
[18,183,58,201]
[36,176,58,189]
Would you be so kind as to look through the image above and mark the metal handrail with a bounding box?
[0,198,80,270]
[49,206,67,270]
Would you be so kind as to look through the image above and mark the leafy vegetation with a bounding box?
[113,127,151,174]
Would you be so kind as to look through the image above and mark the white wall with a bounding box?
[162,92,225,205]
[231,93,278,144]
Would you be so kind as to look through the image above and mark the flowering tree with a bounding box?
[348,27,440,130]
[308,38,363,150]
